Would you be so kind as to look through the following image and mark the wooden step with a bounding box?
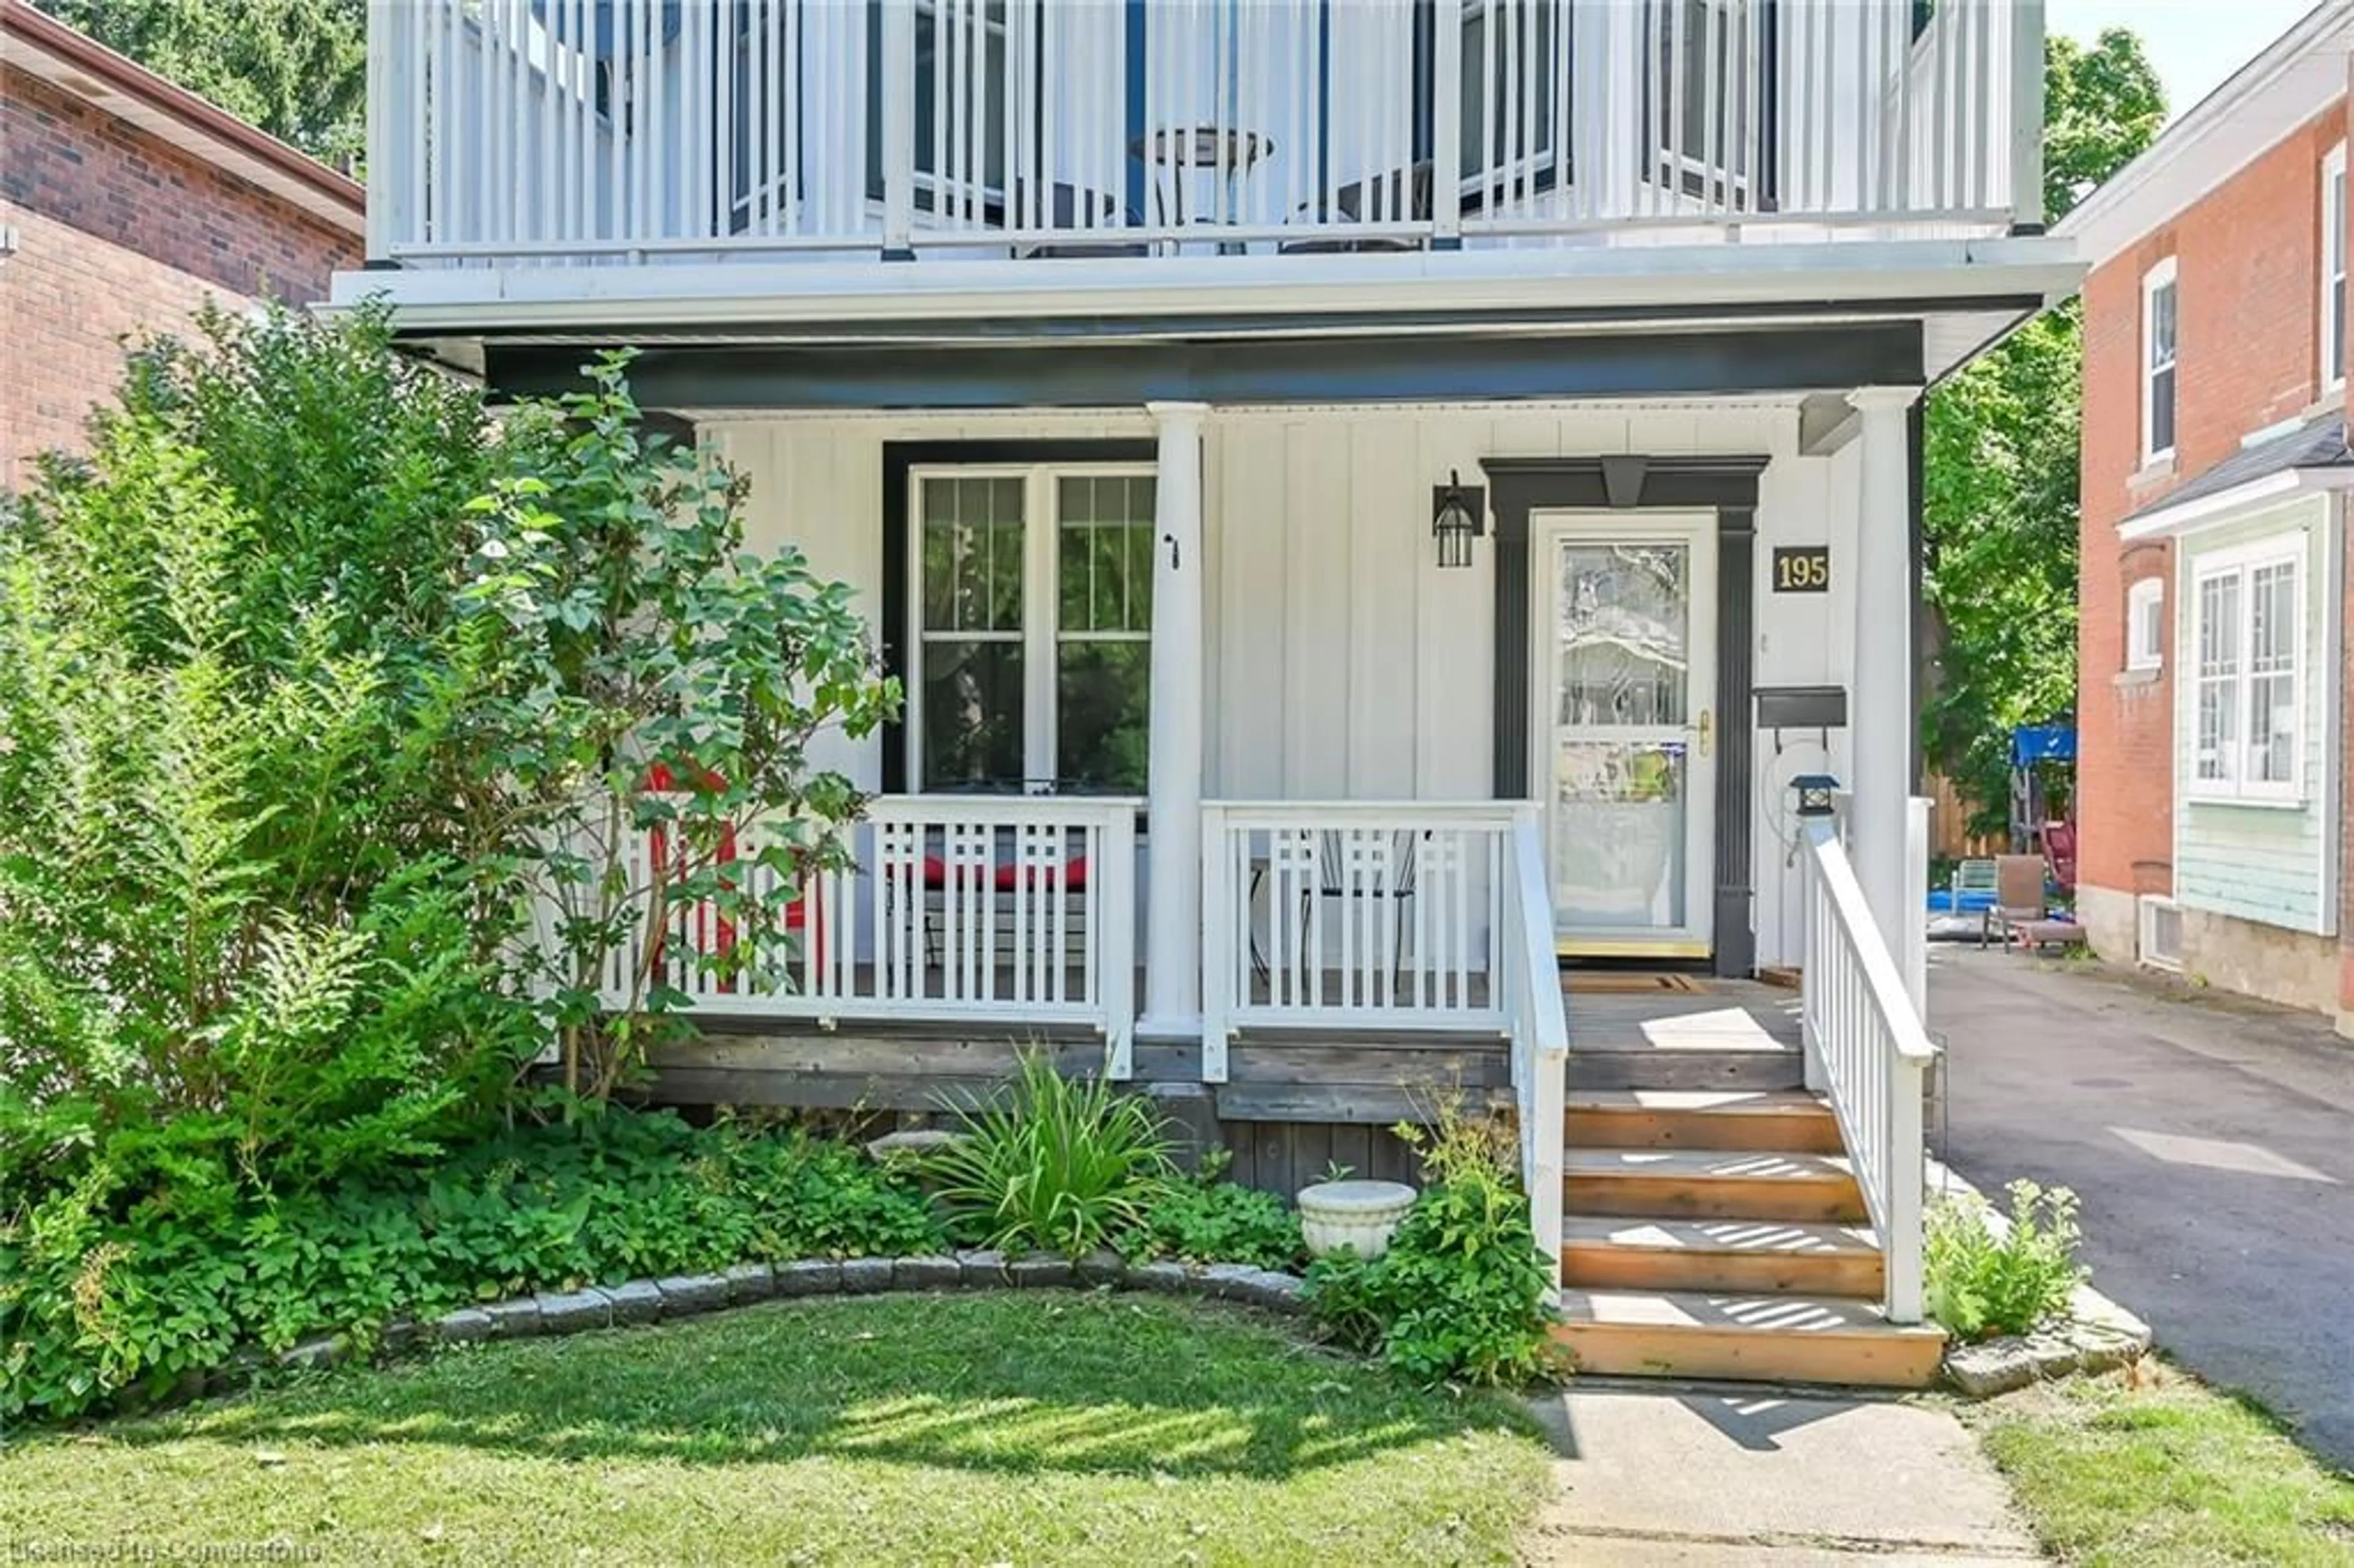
[1560,1214,1885,1297]
[1550,1288,1946,1387]
[1566,1046,1805,1092]
[1565,1089,1843,1153]
[1564,1149,1868,1222]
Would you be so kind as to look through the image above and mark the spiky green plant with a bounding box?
[925,1050,1175,1259]
[1924,1179,2087,1342]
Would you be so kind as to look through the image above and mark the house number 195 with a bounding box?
[1772,546,1830,593]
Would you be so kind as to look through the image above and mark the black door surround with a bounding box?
[1480,455,1766,979]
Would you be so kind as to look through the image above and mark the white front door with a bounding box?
[1534,514,1718,956]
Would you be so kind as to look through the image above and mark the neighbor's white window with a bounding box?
[2142,256,2179,465]
[909,466,1154,794]
[2323,142,2347,395]
[2125,577,2165,672]
[2191,548,2303,801]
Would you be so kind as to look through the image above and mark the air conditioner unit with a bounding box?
[2137,894,2184,973]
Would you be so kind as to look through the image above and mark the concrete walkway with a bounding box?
[1928,946,2354,1469]
[1522,1386,2044,1564]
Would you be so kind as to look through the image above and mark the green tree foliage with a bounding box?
[1922,30,2165,829]
[1,307,894,1211]
[42,0,367,167]
[458,357,897,1100]
[0,305,531,1209]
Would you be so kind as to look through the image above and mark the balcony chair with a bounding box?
[1278,161,1433,254]
[1010,181,1148,260]
[1290,828,1425,987]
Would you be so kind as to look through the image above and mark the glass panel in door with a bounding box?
[1551,540,1696,934]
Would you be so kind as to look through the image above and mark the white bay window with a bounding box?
[910,465,1154,793]
[2191,549,2302,801]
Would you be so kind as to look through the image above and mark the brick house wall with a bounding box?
[0,59,361,487]
[2075,100,2351,974]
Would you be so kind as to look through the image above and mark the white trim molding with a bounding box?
[323,236,2084,334]
[2054,0,2354,263]
[2119,465,2354,542]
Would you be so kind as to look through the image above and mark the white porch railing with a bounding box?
[367,0,2041,267]
[1501,805,1569,1287]
[579,793,1139,1073]
[1198,797,1564,1276]
[1198,801,1520,1078]
[1798,820,1937,1324]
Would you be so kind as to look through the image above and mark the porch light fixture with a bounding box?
[1431,471,1485,569]
[1792,774,1841,820]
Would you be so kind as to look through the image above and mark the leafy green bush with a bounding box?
[1,305,896,1224]
[1925,1179,2087,1343]
[0,1109,945,1422]
[926,1052,1176,1259]
[1303,1108,1559,1388]
[457,356,894,1100]
[0,304,537,1209]
[1118,1155,1304,1270]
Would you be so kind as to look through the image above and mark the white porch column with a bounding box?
[1142,401,1209,1032]
[1847,387,1920,957]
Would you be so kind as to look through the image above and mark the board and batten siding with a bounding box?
[2173,495,2344,938]
[707,401,1853,968]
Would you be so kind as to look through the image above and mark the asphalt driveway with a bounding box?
[1927,947,2354,1471]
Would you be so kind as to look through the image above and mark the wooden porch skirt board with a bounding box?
[1222,1119,1425,1197]
[635,1025,1509,1195]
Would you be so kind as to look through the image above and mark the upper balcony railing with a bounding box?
[365,0,2043,268]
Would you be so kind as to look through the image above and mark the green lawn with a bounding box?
[0,1291,1554,1566]
[1960,1361,2354,1566]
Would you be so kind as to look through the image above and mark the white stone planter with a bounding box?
[1295,1179,1419,1260]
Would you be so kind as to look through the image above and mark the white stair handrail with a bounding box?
[1504,806,1567,1286]
[1800,823,1937,1324]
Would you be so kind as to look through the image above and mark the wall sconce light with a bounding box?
[1431,471,1485,569]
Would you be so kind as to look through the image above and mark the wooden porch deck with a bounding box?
[636,970,1802,1195]
[640,973,1797,1100]
[1564,979,1805,1052]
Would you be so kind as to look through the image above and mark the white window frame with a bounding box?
[2322,142,2347,397]
[2187,540,2305,805]
[2141,256,2179,468]
[2124,576,2164,672]
[904,462,1155,794]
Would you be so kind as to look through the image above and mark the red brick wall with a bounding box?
[0,64,359,485]
[2077,101,2351,916]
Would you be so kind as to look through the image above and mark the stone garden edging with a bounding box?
[253,1251,1310,1385]
[1924,1159,2155,1398]
[1941,1281,2154,1398]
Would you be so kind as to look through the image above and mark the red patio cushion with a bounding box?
[921,856,1089,892]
